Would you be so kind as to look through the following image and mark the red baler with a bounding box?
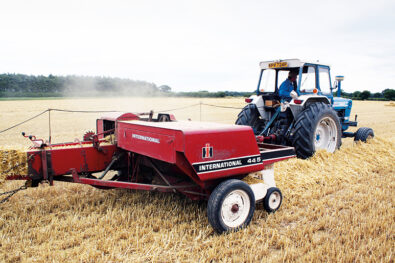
[8,112,295,233]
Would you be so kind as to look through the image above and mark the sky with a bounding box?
[0,0,394,93]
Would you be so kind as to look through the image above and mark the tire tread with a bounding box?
[292,102,342,159]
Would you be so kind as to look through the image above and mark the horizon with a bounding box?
[0,72,389,94]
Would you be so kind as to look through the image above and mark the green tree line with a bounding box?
[0,74,158,97]
[0,73,394,100]
[341,89,395,101]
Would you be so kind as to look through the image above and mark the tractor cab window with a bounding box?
[277,70,290,89]
[278,68,299,92]
[300,66,316,93]
[319,67,331,94]
[259,69,276,93]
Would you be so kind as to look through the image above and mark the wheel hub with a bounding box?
[268,192,281,210]
[314,117,338,153]
[221,190,250,228]
[231,204,239,213]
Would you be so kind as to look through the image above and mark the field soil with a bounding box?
[0,98,394,262]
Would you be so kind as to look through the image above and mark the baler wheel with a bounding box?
[263,187,282,213]
[354,127,374,142]
[207,179,255,233]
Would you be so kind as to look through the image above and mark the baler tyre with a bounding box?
[235,104,262,135]
[354,127,374,142]
[263,187,282,213]
[291,102,342,159]
[207,179,255,233]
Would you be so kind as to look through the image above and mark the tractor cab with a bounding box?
[256,59,355,130]
[257,59,333,98]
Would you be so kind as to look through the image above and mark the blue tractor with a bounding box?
[236,59,374,159]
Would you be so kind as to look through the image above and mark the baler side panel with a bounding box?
[117,123,177,163]
[28,144,117,177]
[183,128,264,181]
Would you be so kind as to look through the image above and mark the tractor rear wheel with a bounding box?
[235,104,263,134]
[354,127,374,142]
[291,102,342,159]
[207,179,255,233]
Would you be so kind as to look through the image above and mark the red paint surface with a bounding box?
[117,120,264,182]
[28,142,117,177]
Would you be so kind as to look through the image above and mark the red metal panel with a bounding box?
[97,113,140,139]
[117,120,264,182]
[117,123,177,163]
[99,112,140,122]
[28,143,116,177]
[183,126,264,181]
[96,119,104,139]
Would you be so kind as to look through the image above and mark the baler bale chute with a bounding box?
[3,112,295,233]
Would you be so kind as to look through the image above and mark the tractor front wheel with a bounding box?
[291,102,342,159]
[354,127,374,142]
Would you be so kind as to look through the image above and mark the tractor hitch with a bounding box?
[256,134,276,143]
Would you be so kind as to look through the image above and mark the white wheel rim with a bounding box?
[314,116,338,152]
[221,190,251,228]
[268,191,281,210]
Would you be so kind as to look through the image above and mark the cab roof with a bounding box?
[259,59,330,69]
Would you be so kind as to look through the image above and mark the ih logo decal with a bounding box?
[202,143,213,158]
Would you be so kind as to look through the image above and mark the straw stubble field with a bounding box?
[0,98,394,262]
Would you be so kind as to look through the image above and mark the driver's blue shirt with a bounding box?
[279,79,294,100]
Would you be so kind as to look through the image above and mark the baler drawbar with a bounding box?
[6,112,295,233]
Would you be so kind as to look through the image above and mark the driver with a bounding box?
[279,71,298,101]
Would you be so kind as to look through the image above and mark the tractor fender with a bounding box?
[289,95,331,118]
[246,95,268,120]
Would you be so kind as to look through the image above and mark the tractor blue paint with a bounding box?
[259,106,281,136]
[333,97,353,131]
[332,75,351,131]
[256,69,264,94]
[254,62,356,135]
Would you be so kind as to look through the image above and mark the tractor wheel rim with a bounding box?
[221,190,250,228]
[268,191,281,210]
[314,116,338,153]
